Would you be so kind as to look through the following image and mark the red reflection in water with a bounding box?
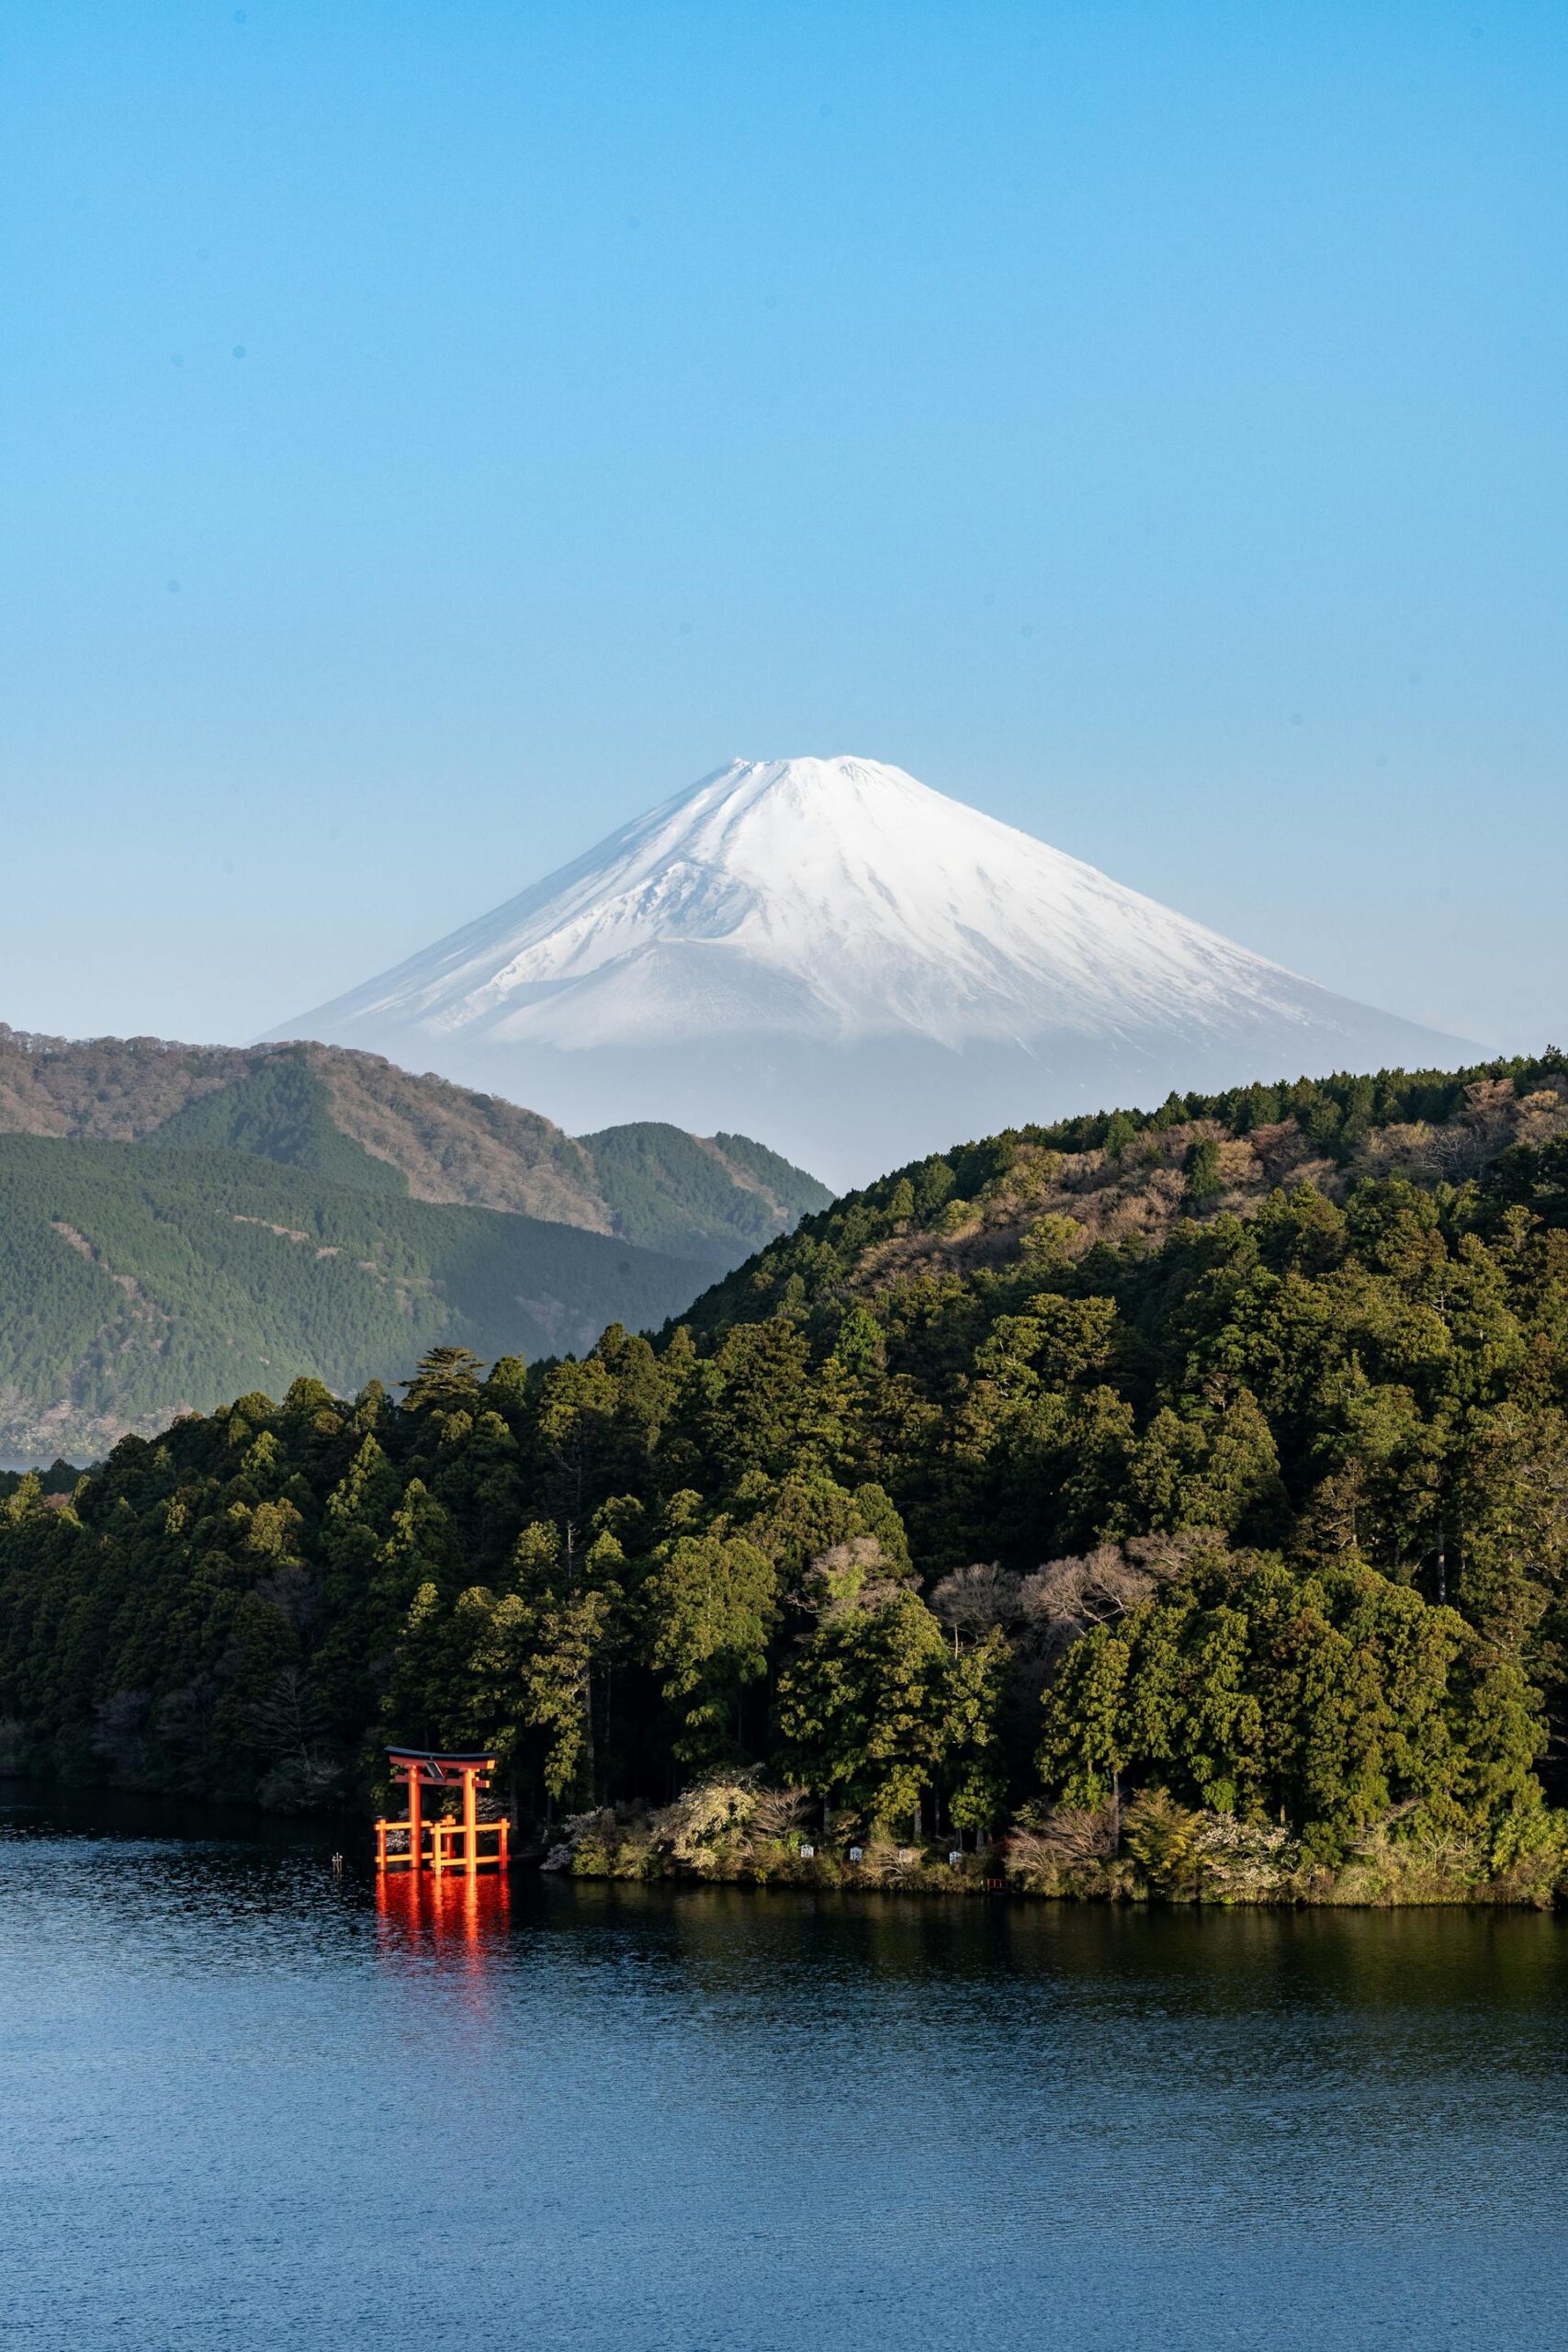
[375,1868,513,1982]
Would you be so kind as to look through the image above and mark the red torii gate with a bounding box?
[375,1747,510,1876]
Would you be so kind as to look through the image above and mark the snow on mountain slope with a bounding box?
[274,756,1475,1184]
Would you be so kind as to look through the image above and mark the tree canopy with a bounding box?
[2,1051,1566,1884]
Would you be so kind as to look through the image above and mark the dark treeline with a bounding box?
[3,1053,1567,1895]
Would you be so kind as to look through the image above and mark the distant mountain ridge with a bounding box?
[271,754,1477,1182]
[0,1026,829,1268]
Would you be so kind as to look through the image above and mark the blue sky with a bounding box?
[1,1,1562,1053]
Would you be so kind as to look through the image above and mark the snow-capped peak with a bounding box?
[301,753,1307,1052]
[272,754,1471,1182]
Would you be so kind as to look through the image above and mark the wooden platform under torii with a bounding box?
[375,1747,510,1876]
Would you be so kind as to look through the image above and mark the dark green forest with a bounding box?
[4,1051,1568,1901]
[0,1136,705,1459]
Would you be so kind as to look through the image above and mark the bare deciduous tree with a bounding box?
[749,1784,813,1841]
[1020,1531,1215,1666]
[929,1561,1023,1650]
[1004,1803,1119,1885]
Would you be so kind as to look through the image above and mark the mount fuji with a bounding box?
[272,755,1473,1184]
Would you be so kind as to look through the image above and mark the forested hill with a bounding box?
[3,1050,1568,1902]
[0,1137,707,1460]
[682,1054,1568,1335]
[0,1026,829,1266]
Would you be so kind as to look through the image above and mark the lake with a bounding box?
[2,1783,1565,2351]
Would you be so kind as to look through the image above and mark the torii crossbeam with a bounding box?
[375,1747,510,1875]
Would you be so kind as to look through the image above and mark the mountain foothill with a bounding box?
[0,1025,829,1461]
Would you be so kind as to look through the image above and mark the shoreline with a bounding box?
[558,1854,1562,1908]
[551,1804,1567,1910]
[6,1770,1562,1908]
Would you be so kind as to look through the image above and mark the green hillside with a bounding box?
[709,1129,831,1220]
[0,1025,829,1267]
[682,1053,1568,1334]
[578,1121,832,1261]
[146,1052,410,1195]
[0,1136,706,1459]
[4,1050,1568,1909]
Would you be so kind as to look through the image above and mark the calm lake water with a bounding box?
[3,1785,1565,2352]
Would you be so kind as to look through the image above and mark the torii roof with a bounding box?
[386,1746,497,1782]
